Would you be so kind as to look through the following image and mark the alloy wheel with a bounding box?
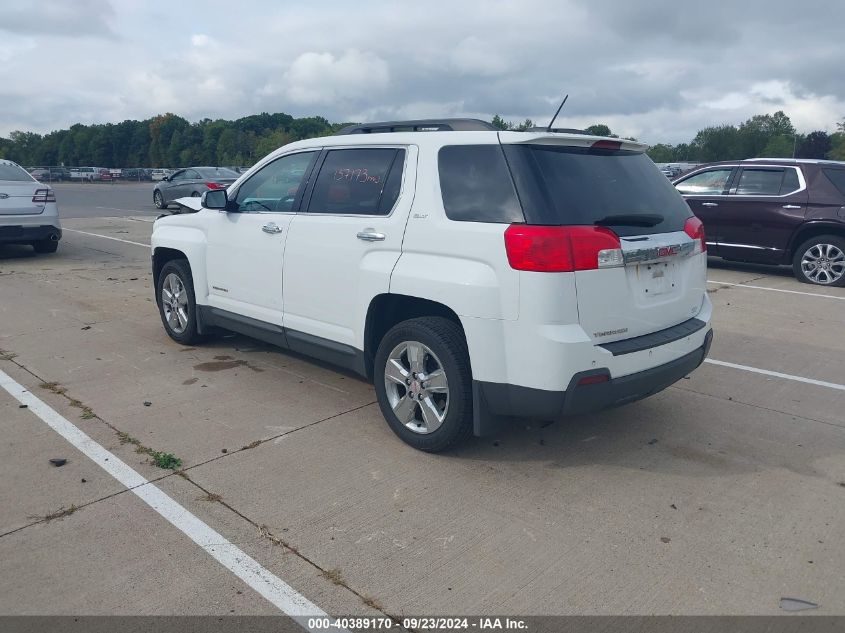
[801,243,845,285]
[383,340,450,434]
[161,273,189,334]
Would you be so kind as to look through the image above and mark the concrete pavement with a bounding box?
[1,210,843,618]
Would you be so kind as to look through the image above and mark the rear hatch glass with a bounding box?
[502,145,692,234]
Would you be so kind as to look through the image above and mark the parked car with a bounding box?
[674,158,845,286]
[29,167,50,180]
[0,159,61,253]
[49,167,72,182]
[660,165,683,178]
[153,166,240,209]
[151,118,713,451]
[70,167,104,182]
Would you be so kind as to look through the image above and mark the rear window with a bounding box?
[503,145,693,236]
[0,163,35,182]
[823,169,845,197]
[196,167,240,179]
[438,145,524,223]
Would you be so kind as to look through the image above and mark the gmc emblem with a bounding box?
[657,245,679,257]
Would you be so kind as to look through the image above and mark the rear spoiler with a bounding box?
[498,131,648,153]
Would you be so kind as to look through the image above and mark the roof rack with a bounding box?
[336,118,497,135]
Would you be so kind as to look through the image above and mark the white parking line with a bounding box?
[0,369,346,631]
[704,359,845,392]
[63,228,150,249]
[707,279,845,301]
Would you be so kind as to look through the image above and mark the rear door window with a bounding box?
[503,144,692,236]
[734,168,787,196]
[306,148,404,216]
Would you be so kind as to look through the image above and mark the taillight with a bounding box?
[684,216,707,254]
[504,225,624,272]
[32,189,55,203]
[205,182,225,190]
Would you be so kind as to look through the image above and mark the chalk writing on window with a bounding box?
[333,168,382,184]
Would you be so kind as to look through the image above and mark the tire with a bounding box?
[153,190,166,209]
[191,191,201,197]
[156,259,205,344]
[374,317,473,452]
[792,235,845,287]
[32,240,58,254]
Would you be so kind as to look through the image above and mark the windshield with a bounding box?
[502,145,692,236]
[196,167,240,179]
[0,163,36,182]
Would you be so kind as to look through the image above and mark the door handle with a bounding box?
[357,229,386,242]
[782,204,801,209]
[261,222,283,234]
[701,202,718,207]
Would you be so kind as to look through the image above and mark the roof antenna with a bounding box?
[546,94,569,132]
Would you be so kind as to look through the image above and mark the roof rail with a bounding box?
[336,118,497,135]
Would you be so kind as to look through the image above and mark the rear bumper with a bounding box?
[473,329,712,433]
[0,225,62,244]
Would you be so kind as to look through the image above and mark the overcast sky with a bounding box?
[1,0,844,143]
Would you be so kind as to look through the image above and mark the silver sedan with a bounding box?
[153,166,240,209]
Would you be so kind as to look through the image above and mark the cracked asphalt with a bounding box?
[0,183,843,617]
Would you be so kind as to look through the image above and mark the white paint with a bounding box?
[704,359,845,392]
[707,279,845,301]
[63,228,151,249]
[0,369,347,631]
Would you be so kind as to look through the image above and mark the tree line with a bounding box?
[1,109,843,168]
[495,110,845,162]
[0,112,345,168]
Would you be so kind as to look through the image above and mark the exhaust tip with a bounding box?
[50,233,59,241]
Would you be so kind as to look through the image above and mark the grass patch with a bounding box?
[30,504,78,522]
[199,492,222,502]
[362,595,383,611]
[241,440,261,450]
[258,524,284,546]
[0,351,17,361]
[39,381,67,395]
[321,568,345,586]
[149,451,182,470]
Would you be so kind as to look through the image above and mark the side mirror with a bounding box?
[202,189,229,210]
[161,175,169,182]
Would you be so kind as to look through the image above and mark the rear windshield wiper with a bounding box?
[594,213,664,227]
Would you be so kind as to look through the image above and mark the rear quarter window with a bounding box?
[823,169,845,197]
[438,145,524,223]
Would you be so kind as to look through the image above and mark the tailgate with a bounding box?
[575,230,707,343]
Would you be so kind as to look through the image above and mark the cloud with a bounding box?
[279,50,390,106]
[0,0,117,38]
[0,0,844,143]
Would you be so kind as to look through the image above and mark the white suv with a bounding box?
[151,119,713,452]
